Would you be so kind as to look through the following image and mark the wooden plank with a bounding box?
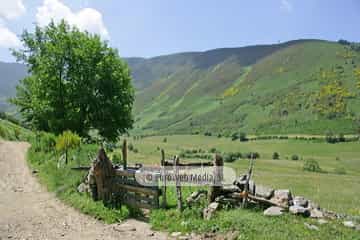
[164,160,213,167]
[113,183,159,196]
[160,149,167,208]
[114,170,136,177]
[174,156,183,211]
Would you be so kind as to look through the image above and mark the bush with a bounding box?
[163,137,167,143]
[303,159,322,172]
[244,152,260,159]
[325,131,338,143]
[112,152,122,164]
[291,154,299,161]
[209,147,217,153]
[272,152,280,160]
[133,148,139,153]
[217,133,222,138]
[239,132,248,142]
[128,143,134,151]
[333,167,347,175]
[231,132,239,141]
[56,130,81,164]
[204,131,212,136]
[338,133,346,142]
[0,124,8,139]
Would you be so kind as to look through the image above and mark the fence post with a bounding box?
[174,155,183,211]
[160,149,167,208]
[242,153,254,208]
[209,154,223,202]
[122,139,127,170]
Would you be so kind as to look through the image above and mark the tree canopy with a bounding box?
[11,20,134,140]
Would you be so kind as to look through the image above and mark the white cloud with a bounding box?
[280,0,293,13]
[0,0,26,20]
[36,0,109,39]
[0,23,21,48]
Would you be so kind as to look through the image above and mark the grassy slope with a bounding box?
[132,40,360,135]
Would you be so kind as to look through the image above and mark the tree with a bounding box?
[239,132,248,142]
[56,130,81,164]
[272,152,280,160]
[11,20,134,140]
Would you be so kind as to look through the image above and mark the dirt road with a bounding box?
[0,141,168,240]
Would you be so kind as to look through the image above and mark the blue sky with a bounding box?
[0,0,359,62]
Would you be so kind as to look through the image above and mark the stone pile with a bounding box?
[186,174,349,221]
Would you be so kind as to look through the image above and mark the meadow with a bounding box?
[124,134,360,216]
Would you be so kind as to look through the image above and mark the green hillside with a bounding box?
[132,40,360,135]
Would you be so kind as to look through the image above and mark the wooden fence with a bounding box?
[73,140,223,211]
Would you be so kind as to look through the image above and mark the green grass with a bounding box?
[0,119,34,141]
[124,134,360,216]
[124,134,360,239]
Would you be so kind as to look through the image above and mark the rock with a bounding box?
[255,185,274,199]
[203,202,220,220]
[317,219,328,225]
[293,196,308,207]
[304,223,319,231]
[223,230,240,240]
[186,190,207,205]
[307,200,320,210]
[343,221,356,228]
[171,232,182,237]
[77,183,88,193]
[263,206,284,216]
[270,189,292,208]
[179,236,189,240]
[113,223,136,232]
[289,206,310,217]
[310,208,324,219]
[147,232,155,237]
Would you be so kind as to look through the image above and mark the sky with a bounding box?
[0,0,359,62]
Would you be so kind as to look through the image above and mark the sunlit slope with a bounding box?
[132,40,360,135]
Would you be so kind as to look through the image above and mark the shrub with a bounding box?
[209,147,217,153]
[325,131,338,143]
[204,131,212,136]
[291,154,299,161]
[239,132,248,142]
[338,133,346,142]
[56,130,81,164]
[224,154,237,163]
[272,152,280,160]
[163,137,167,143]
[333,167,347,175]
[244,152,260,159]
[231,132,239,141]
[33,132,57,153]
[0,124,8,139]
[128,143,134,151]
[217,133,222,138]
[133,148,139,153]
[303,159,322,172]
[112,152,122,164]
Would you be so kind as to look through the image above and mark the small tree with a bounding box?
[239,132,248,142]
[56,130,81,164]
[272,152,280,160]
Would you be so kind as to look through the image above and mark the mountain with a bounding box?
[0,62,27,113]
[130,39,360,135]
[1,39,360,135]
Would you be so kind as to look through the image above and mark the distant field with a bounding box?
[124,134,360,215]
